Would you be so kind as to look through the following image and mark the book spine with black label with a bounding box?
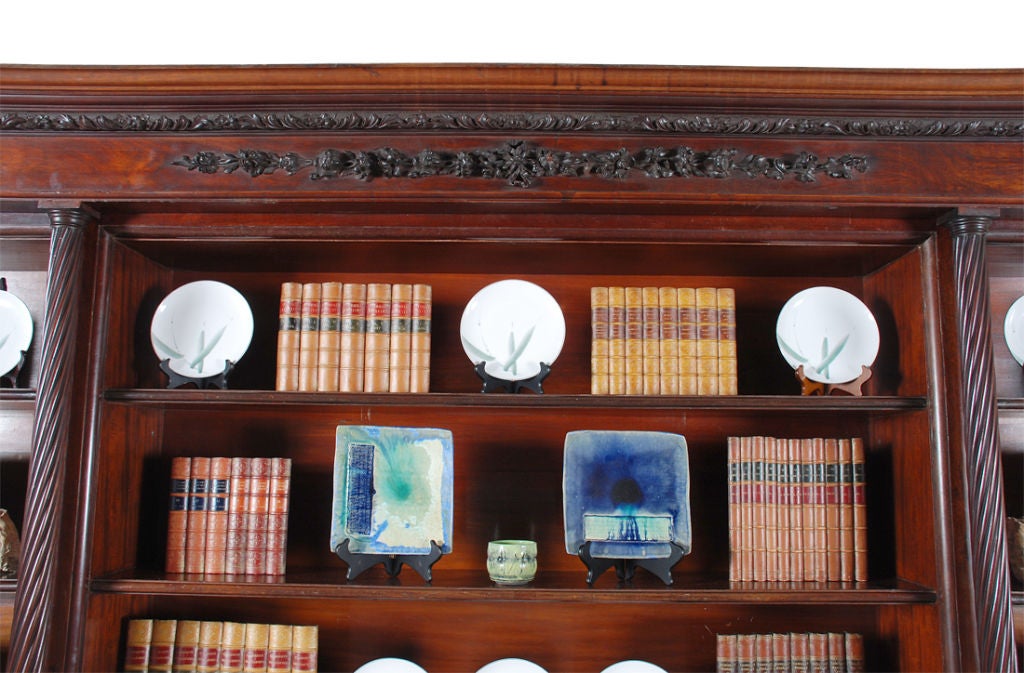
[275,282,302,392]
[297,282,321,392]
[787,438,804,582]
[388,283,413,393]
[591,287,610,395]
[825,438,841,582]
[754,634,772,673]
[736,634,755,673]
[224,457,250,575]
[739,435,754,582]
[827,632,845,673]
[752,435,766,582]
[266,457,291,576]
[124,618,154,672]
[204,456,231,575]
[409,283,432,393]
[838,438,855,582]
[812,438,828,582]
[696,287,719,395]
[607,286,626,395]
[316,281,343,392]
[728,436,740,582]
[166,456,191,574]
[339,283,367,393]
[363,282,392,392]
[185,457,211,574]
[641,286,661,395]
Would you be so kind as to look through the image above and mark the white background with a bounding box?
[1,0,1021,68]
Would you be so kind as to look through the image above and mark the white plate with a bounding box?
[460,279,565,381]
[1005,295,1024,366]
[150,280,254,378]
[476,658,548,673]
[776,286,880,384]
[354,658,428,673]
[0,290,33,378]
[600,661,668,673]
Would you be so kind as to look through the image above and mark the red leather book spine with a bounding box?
[409,283,432,393]
[204,456,231,575]
[245,457,271,575]
[388,283,413,393]
[275,282,302,392]
[165,456,191,574]
[185,457,211,574]
[266,457,292,576]
[224,457,250,575]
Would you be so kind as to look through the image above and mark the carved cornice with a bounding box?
[172,142,868,188]
[2,110,1021,137]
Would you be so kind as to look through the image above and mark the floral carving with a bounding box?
[172,142,868,188]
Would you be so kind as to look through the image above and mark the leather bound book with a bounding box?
[297,283,321,392]
[770,633,790,673]
[695,287,719,395]
[290,625,319,673]
[838,438,855,582]
[717,288,738,395]
[716,633,738,673]
[807,633,828,673]
[242,623,269,673]
[844,632,865,673]
[266,457,292,576]
[728,436,741,582]
[812,438,829,583]
[172,620,201,673]
[196,621,223,673]
[266,625,293,673]
[827,632,845,673]
[388,283,413,393]
[736,634,755,673]
[316,281,343,392]
[245,458,271,575]
[754,634,772,673]
[165,456,191,574]
[789,632,810,673]
[678,288,698,395]
[767,437,782,582]
[607,287,626,395]
[203,456,231,575]
[275,282,302,392]
[623,287,644,395]
[339,283,367,393]
[739,435,754,582]
[658,286,680,396]
[149,619,177,673]
[825,438,842,582]
[224,457,251,575]
[800,438,816,582]
[590,287,610,395]
[219,622,246,673]
[851,437,868,582]
[185,457,211,575]
[409,283,432,393]
[123,619,153,672]
[362,283,392,393]
[787,438,805,583]
[641,286,661,395]
[752,435,767,583]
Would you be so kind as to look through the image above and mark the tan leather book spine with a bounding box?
[242,622,269,673]
[800,438,816,581]
[149,619,177,673]
[728,436,741,582]
[245,457,271,575]
[658,286,680,396]
[624,286,644,395]
[807,632,828,673]
[754,633,772,673]
[765,437,778,582]
[827,632,845,673]
[196,621,223,673]
[124,618,153,672]
[590,287,610,395]
[678,288,698,395]
[716,633,738,673]
[275,282,302,392]
[844,632,865,673]
[297,282,321,392]
[339,283,367,393]
[787,438,804,583]
[768,437,783,582]
[409,283,432,393]
[752,436,767,582]
[165,456,191,574]
[641,286,661,395]
[717,287,738,395]
[739,435,753,582]
[607,287,626,395]
[185,456,210,575]
[363,282,392,392]
[696,287,719,395]
[851,437,868,582]
[266,457,291,576]
[224,457,250,575]
[838,438,855,582]
[789,632,810,673]
[315,281,342,392]
[290,625,319,673]
[824,438,841,582]
[203,456,231,575]
[172,619,201,673]
[770,633,790,673]
[388,283,413,393]
[266,624,293,673]
[812,438,828,582]
[219,622,245,673]
[736,633,755,673]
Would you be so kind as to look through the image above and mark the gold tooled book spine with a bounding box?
[185,457,211,575]
[678,288,698,395]
[696,287,719,396]
[266,624,293,673]
[316,281,342,392]
[242,622,269,673]
[388,283,413,393]
[751,435,766,583]
[196,621,223,673]
[363,283,392,393]
[838,438,855,582]
[765,437,779,582]
[717,288,738,395]
[607,287,626,395]
[409,284,432,393]
[172,620,201,673]
[339,283,367,393]
[124,619,153,672]
[166,456,191,574]
[245,458,271,575]
[224,457,250,575]
[266,457,291,576]
[219,622,246,673]
[658,287,680,396]
[728,436,740,582]
[812,438,828,583]
[800,438,816,582]
[275,282,302,392]
[641,286,661,395]
[624,287,644,395]
[590,287,610,395]
[852,437,868,582]
[149,618,178,673]
[297,283,321,392]
[290,625,319,673]
[203,456,231,575]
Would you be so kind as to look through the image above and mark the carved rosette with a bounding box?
[172,142,869,188]
[946,215,1018,673]
[7,208,92,673]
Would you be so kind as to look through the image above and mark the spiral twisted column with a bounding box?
[946,214,1017,673]
[7,208,91,673]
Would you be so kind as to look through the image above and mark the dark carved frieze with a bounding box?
[2,110,1021,137]
[171,141,868,188]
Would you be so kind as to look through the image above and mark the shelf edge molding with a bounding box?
[945,212,1019,673]
[7,207,94,673]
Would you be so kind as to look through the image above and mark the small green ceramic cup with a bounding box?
[486,539,538,585]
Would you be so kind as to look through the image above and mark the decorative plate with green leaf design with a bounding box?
[460,279,565,382]
[776,286,879,384]
[150,280,253,378]
[0,289,33,378]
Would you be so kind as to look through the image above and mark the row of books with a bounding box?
[124,619,317,673]
[716,632,864,673]
[166,457,291,576]
[727,436,868,583]
[276,281,432,393]
[590,286,737,396]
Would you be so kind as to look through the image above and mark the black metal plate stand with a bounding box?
[0,351,26,388]
[475,361,551,394]
[160,359,235,389]
[334,538,444,583]
[577,541,686,586]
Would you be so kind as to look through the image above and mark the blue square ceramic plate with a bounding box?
[563,430,690,559]
[331,425,454,555]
